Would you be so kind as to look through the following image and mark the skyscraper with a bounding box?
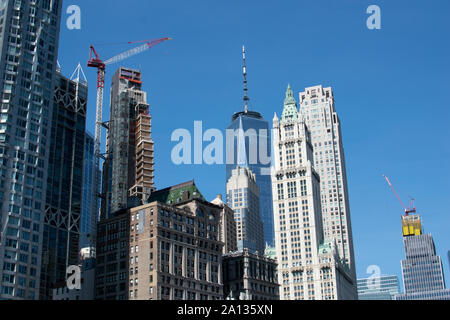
[226,46,274,247]
[101,67,155,219]
[396,214,450,300]
[272,85,356,300]
[40,69,88,300]
[226,166,264,255]
[299,85,357,283]
[0,0,63,300]
[80,132,99,250]
[357,275,400,300]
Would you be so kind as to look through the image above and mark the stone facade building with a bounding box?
[211,194,237,254]
[272,85,355,300]
[299,85,357,289]
[222,249,279,300]
[95,181,226,300]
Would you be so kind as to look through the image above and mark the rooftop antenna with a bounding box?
[242,45,249,113]
[70,63,88,85]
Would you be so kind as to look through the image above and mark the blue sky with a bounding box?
[58,0,450,288]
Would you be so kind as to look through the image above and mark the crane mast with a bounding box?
[87,46,106,208]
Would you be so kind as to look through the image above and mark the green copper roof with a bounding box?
[264,245,277,260]
[147,180,205,205]
[280,84,299,124]
[319,241,333,254]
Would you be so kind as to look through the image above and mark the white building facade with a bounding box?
[299,85,357,290]
[272,85,356,300]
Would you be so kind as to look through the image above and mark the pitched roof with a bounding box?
[147,180,205,205]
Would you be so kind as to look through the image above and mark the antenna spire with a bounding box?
[242,45,249,113]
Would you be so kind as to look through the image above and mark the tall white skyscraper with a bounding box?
[299,85,357,283]
[272,85,356,300]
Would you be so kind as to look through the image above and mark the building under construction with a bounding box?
[101,67,155,220]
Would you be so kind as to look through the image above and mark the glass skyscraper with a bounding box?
[357,275,400,300]
[80,132,99,250]
[226,166,264,254]
[225,46,274,248]
[0,0,62,300]
[40,70,88,300]
[395,214,450,300]
[226,111,273,247]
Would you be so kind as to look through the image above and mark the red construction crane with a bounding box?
[87,37,171,199]
[383,175,416,216]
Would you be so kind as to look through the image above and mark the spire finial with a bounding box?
[281,84,299,123]
[242,45,249,113]
[286,84,294,99]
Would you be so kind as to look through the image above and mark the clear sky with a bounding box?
[57,0,450,289]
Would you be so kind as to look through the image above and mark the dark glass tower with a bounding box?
[226,46,274,247]
[39,70,88,300]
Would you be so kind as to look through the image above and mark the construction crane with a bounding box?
[383,175,416,216]
[87,37,171,201]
